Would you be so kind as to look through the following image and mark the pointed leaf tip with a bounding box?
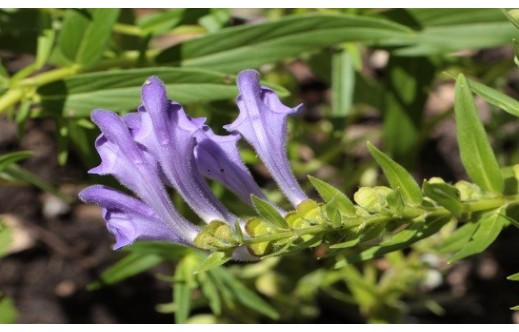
[366,142,422,205]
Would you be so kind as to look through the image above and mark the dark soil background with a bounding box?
[1,48,519,323]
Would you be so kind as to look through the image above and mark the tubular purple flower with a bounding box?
[86,110,198,244]
[224,70,308,207]
[79,185,191,249]
[130,76,236,223]
[193,123,270,206]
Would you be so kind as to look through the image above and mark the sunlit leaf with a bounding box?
[454,74,503,193]
[367,142,423,205]
[252,196,288,228]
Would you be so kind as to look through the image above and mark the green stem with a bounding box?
[242,194,511,246]
[0,89,24,113]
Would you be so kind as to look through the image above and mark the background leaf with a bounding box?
[55,9,120,65]
[156,14,413,73]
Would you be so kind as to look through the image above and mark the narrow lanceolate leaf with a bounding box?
[507,272,519,281]
[465,78,519,118]
[195,251,232,274]
[448,209,507,263]
[0,295,17,324]
[56,9,120,65]
[215,267,279,320]
[454,74,504,193]
[308,175,356,215]
[0,219,12,258]
[38,68,239,117]
[423,181,463,218]
[0,151,33,173]
[366,142,422,205]
[156,14,413,73]
[87,252,163,290]
[174,255,198,324]
[251,196,288,228]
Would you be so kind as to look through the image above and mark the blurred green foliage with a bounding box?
[1,8,519,323]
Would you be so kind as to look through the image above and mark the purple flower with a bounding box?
[132,77,236,223]
[79,110,199,246]
[224,69,308,207]
[193,124,271,206]
[80,70,307,251]
[79,185,189,249]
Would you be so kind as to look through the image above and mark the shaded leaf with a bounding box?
[448,209,506,263]
[56,9,120,65]
[38,68,289,117]
[215,267,279,319]
[156,14,413,72]
[0,151,33,173]
[88,252,163,290]
[0,295,17,324]
[195,251,232,274]
[174,255,198,324]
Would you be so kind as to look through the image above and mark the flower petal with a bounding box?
[194,124,269,206]
[79,185,197,249]
[89,110,197,243]
[136,76,236,223]
[224,69,308,206]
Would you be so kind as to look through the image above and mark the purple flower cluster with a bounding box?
[79,70,307,250]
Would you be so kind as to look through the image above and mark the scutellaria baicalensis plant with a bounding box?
[81,70,518,271]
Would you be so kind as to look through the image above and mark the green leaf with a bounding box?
[35,29,55,69]
[392,9,517,56]
[507,272,519,281]
[137,9,186,35]
[0,151,33,173]
[0,295,17,324]
[156,14,413,73]
[439,222,479,253]
[308,175,356,215]
[198,272,222,315]
[502,9,519,30]
[125,241,188,259]
[193,221,238,250]
[366,142,423,205]
[38,68,241,117]
[195,251,232,274]
[251,195,288,228]
[0,164,73,203]
[88,252,163,290]
[0,219,12,258]
[423,181,463,218]
[454,74,504,193]
[464,78,519,118]
[331,45,356,117]
[174,255,198,324]
[448,209,506,263]
[335,215,450,267]
[215,267,279,320]
[56,9,120,65]
[383,56,435,166]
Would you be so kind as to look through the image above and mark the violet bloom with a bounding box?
[79,110,199,248]
[80,70,306,252]
[225,70,308,207]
